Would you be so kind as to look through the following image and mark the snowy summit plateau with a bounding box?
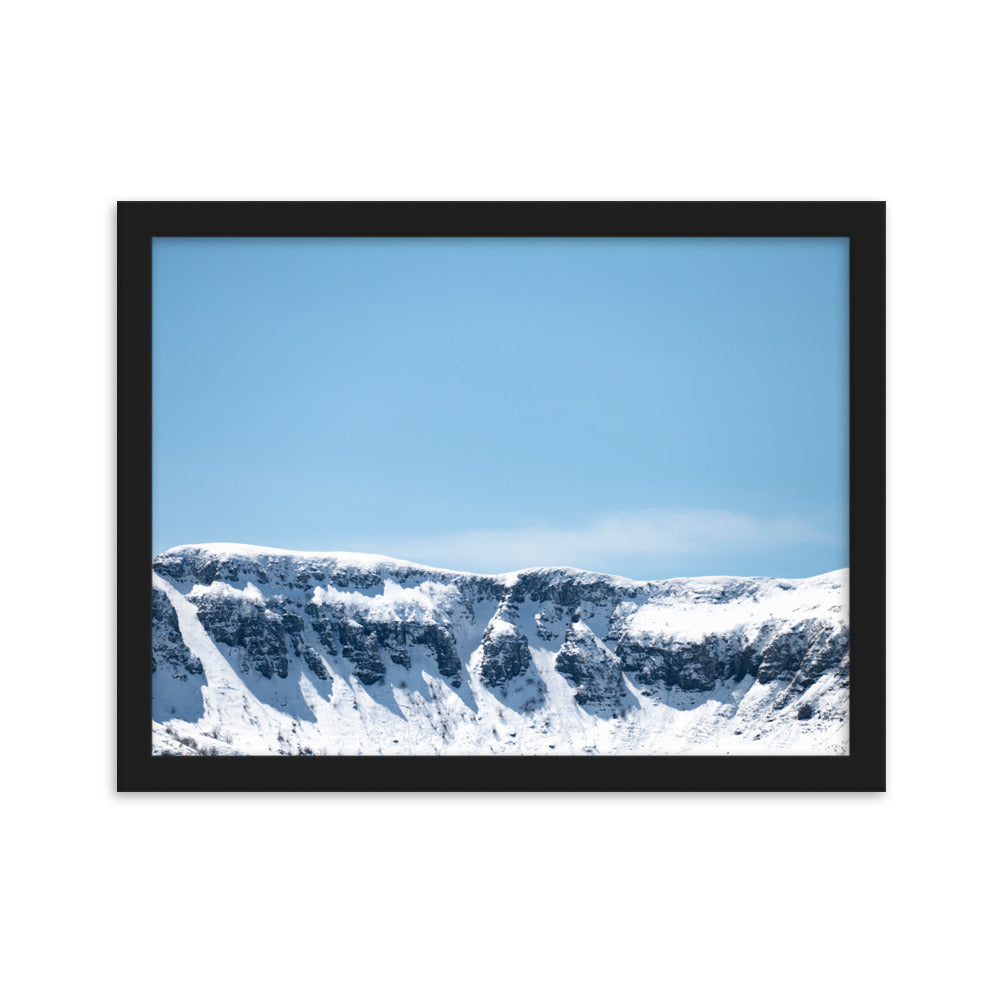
[152,544,849,756]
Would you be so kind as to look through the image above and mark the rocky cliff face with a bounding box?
[151,544,849,756]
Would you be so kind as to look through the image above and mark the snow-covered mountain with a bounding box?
[151,544,849,756]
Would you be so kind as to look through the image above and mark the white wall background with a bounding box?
[3,2,995,997]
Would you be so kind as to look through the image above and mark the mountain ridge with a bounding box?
[156,541,847,587]
[151,543,849,756]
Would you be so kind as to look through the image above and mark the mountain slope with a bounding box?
[151,544,849,756]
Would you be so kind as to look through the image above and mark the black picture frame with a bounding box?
[118,201,885,792]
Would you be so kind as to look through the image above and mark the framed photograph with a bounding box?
[118,201,885,791]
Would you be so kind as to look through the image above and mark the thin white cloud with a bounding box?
[366,508,824,576]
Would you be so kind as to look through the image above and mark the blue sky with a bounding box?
[153,236,848,579]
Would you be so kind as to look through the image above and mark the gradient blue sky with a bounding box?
[153,236,848,579]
